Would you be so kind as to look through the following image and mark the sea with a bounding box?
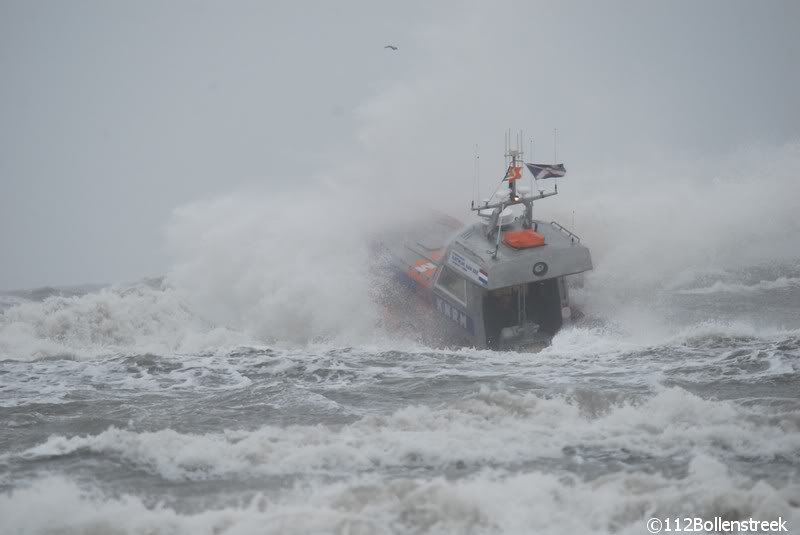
[1,258,799,534]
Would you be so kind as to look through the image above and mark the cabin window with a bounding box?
[436,266,467,306]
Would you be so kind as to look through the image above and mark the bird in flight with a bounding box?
[384,45,398,51]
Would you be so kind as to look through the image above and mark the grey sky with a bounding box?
[1,0,798,290]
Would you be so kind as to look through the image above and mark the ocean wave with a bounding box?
[2,455,798,535]
[11,387,800,482]
[677,277,800,295]
[0,283,253,361]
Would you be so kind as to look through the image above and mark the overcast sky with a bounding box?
[1,0,798,290]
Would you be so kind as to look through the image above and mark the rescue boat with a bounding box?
[377,135,592,350]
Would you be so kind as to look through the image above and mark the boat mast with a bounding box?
[472,130,559,257]
[505,130,522,204]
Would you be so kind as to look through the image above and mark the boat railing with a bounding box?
[550,221,581,243]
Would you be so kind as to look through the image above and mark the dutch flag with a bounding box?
[478,269,489,285]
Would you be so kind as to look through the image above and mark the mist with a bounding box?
[1,0,798,291]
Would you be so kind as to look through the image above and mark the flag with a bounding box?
[525,163,566,179]
[504,165,522,182]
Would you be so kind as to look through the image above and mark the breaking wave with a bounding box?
[163,191,387,347]
[3,387,799,535]
[678,276,800,295]
[1,465,797,535]
[0,283,252,361]
[11,387,800,479]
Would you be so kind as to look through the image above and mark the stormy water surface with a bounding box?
[1,256,800,535]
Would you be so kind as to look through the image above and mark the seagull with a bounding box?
[384,45,398,51]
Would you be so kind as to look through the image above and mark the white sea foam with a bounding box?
[2,454,798,535]
[12,387,800,483]
[0,283,252,361]
[163,191,388,347]
[678,276,800,295]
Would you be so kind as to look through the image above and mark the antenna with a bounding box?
[472,131,559,239]
[474,144,480,204]
[529,137,535,198]
[472,144,476,203]
[553,128,558,163]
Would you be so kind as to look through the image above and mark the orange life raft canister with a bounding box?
[503,229,545,249]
